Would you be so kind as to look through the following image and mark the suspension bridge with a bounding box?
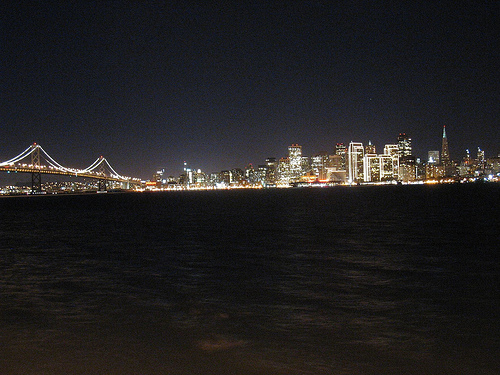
[0,143,141,193]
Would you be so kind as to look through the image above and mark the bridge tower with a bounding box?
[31,144,42,194]
[97,159,108,192]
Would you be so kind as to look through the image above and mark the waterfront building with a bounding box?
[363,152,398,182]
[426,164,445,180]
[244,164,264,185]
[277,157,291,186]
[415,158,426,180]
[209,173,219,185]
[489,156,500,175]
[383,144,400,179]
[396,133,416,181]
[311,152,330,180]
[232,168,245,184]
[301,156,310,175]
[325,168,347,183]
[380,154,397,181]
[363,153,379,182]
[326,152,347,183]
[328,154,343,171]
[219,170,231,186]
[265,157,277,185]
[194,169,208,187]
[347,142,364,183]
[335,143,347,170]
[153,169,164,182]
[399,156,416,182]
[288,144,303,182]
[458,151,475,178]
[255,165,267,186]
[426,150,444,179]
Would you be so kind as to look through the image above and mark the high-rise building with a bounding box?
[329,154,343,171]
[440,126,456,177]
[397,133,412,157]
[182,161,195,186]
[153,168,164,182]
[288,144,303,182]
[347,142,364,183]
[384,144,399,157]
[277,157,291,185]
[311,152,329,180]
[265,157,277,185]
[426,163,445,180]
[363,153,398,182]
[335,143,347,170]
[363,154,380,182]
[232,168,245,183]
[399,156,416,182]
[425,150,442,179]
[301,156,310,174]
[428,151,440,164]
[383,144,400,180]
[380,155,398,181]
[365,141,376,155]
[254,165,267,186]
[397,133,415,181]
[441,126,450,166]
[219,170,231,186]
[477,147,485,162]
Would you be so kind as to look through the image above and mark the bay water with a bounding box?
[1,184,499,374]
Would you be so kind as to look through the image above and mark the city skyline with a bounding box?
[166,125,496,177]
[151,124,499,190]
[0,125,498,185]
[1,2,498,178]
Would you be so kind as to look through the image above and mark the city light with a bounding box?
[1,129,499,195]
[145,127,498,191]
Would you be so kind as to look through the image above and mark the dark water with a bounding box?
[1,184,499,375]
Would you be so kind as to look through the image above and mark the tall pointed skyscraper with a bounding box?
[441,126,450,166]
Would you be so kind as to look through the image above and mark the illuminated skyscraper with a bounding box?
[379,155,398,181]
[365,141,376,155]
[335,143,347,170]
[399,156,416,182]
[384,144,399,157]
[384,144,400,179]
[311,152,329,180]
[347,142,364,183]
[265,157,277,185]
[397,133,412,157]
[363,148,398,182]
[363,154,380,182]
[288,144,303,181]
[277,157,291,185]
[441,126,456,177]
[441,126,450,166]
[428,151,440,164]
[397,133,415,181]
[477,147,485,162]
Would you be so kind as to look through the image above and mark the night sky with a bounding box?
[1,2,498,178]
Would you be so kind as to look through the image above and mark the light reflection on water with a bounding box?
[1,185,499,374]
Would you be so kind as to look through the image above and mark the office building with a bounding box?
[347,142,364,183]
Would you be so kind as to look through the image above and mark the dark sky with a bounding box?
[1,1,498,178]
